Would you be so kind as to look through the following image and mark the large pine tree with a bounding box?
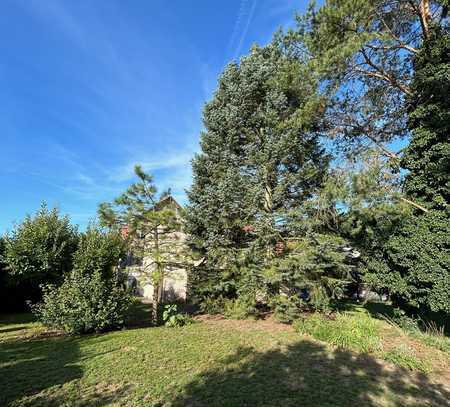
[284,0,450,315]
[186,44,329,301]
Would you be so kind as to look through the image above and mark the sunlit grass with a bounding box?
[0,305,448,407]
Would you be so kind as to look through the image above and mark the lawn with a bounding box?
[1,304,449,407]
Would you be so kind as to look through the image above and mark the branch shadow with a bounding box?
[171,340,450,407]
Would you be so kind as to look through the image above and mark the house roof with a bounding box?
[155,195,183,211]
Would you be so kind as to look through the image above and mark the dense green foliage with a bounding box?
[402,25,450,208]
[187,44,328,249]
[366,210,450,313]
[33,269,132,335]
[1,1,448,322]
[280,0,450,316]
[72,224,126,279]
[2,205,78,307]
[186,44,340,316]
[186,1,449,319]
[33,224,131,334]
[367,23,449,314]
[162,304,194,327]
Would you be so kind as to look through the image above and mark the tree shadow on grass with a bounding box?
[171,340,450,407]
[124,300,154,328]
[0,325,28,334]
[0,336,82,406]
[0,335,130,407]
[16,382,132,407]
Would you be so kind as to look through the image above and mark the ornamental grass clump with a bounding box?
[294,312,382,354]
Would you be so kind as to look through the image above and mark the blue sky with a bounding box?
[0,0,310,232]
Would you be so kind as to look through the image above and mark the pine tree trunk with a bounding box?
[152,227,161,325]
[152,287,159,326]
[419,0,431,38]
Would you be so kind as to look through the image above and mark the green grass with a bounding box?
[293,312,382,354]
[292,305,449,375]
[363,301,450,352]
[1,307,449,406]
[383,345,431,373]
[411,330,450,352]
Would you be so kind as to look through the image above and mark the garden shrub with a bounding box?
[2,204,78,306]
[271,294,304,323]
[72,225,125,279]
[199,296,226,315]
[390,308,421,332]
[163,304,194,327]
[223,296,258,320]
[34,269,132,334]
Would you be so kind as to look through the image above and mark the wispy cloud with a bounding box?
[1,0,314,232]
[233,0,257,60]
[108,150,194,183]
[227,0,258,62]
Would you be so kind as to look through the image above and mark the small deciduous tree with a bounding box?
[2,204,78,306]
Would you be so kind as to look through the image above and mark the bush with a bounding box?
[73,224,126,278]
[199,296,225,315]
[223,296,258,320]
[163,304,194,327]
[34,270,132,335]
[271,294,304,323]
[294,312,382,353]
[3,204,78,306]
[365,210,450,315]
[390,308,420,332]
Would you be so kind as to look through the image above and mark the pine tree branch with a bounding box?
[357,49,412,96]
[399,196,429,213]
[375,12,419,55]
[365,134,399,159]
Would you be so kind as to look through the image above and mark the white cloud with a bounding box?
[108,150,194,183]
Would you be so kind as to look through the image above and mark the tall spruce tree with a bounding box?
[186,44,329,302]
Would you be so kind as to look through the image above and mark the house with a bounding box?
[123,196,189,303]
